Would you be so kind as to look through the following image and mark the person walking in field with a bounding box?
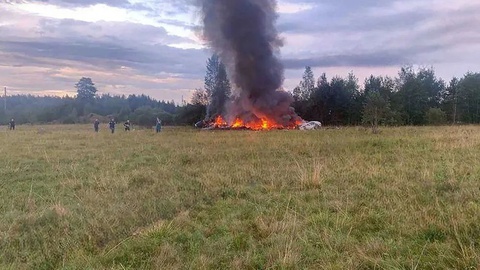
[155,118,162,133]
[109,119,116,134]
[9,118,15,130]
[94,119,100,132]
[124,120,131,131]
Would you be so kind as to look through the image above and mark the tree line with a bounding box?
[0,77,191,126]
[290,66,480,127]
[191,56,480,128]
[0,93,182,126]
[1,57,479,128]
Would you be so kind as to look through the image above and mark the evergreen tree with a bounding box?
[441,77,459,124]
[295,66,315,101]
[292,86,302,102]
[345,72,361,124]
[363,75,399,125]
[362,91,390,133]
[302,73,331,124]
[395,66,444,125]
[75,77,97,116]
[204,54,231,118]
[456,73,480,123]
[75,77,97,102]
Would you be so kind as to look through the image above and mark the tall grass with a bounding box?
[0,125,479,269]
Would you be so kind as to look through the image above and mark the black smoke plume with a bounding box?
[199,0,301,126]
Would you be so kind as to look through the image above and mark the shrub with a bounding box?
[426,108,447,125]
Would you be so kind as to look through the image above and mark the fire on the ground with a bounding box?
[196,116,321,131]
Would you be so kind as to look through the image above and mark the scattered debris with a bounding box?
[298,121,322,130]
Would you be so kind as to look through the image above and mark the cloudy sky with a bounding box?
[1,0,479,102]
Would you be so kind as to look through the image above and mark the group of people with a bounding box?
[94,118,162,133]
[4,118,162,133]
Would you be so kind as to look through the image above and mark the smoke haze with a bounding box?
[199,0,301,125]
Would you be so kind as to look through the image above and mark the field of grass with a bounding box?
[1,124,480,269]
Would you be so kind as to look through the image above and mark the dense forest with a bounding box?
[193,60,480,127]
[291,66,480,127]
[1,56,480,127]
[0,93,185,126]
[0,77,204,127]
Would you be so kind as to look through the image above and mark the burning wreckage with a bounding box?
[196,0,320,131]
[196,116,321,131]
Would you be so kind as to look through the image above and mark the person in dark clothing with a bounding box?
[9,119,15,130]
[155,118,162,133]
[94,119,100,132]
[124,120,131,131]
[109,119,116,134]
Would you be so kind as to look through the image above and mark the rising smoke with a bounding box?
[199,0,301,126]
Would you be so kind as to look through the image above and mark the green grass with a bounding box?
[1,124,480,269]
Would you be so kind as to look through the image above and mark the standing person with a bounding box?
[94,119,100,132]
[9,118,15,130]
[124,120,131,131]
[109,119,116,134]
[155,118,162,133]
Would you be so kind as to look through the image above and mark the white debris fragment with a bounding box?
[299,121,322,130]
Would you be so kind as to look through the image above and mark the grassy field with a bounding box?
[1,124,479,269]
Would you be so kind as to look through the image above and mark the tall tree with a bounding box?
[295,66,315,101]
[75,77,97,102]
[363,75,399,124]
[362,91,390,133]
[457,73,480,123]
[329,76,350,125]
[75,77,97,116]
[301,73,329,123]
[204,54,231,118]
[395,66,444,125]
[417,68,445,109]
[345,72,361,125]
[292,86,302,102]
[441,77,459,124]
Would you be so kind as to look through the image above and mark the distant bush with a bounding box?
[128,106,174,127]
[426,108,447,125]
[175,104,206,126]
[62,116,76,124]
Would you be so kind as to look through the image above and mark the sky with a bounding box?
[0,0,479,103]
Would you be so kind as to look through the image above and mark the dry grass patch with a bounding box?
[1,125,480,269]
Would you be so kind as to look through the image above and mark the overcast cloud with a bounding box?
[0,0,479,101]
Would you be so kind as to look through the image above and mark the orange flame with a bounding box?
[232,118,244,128]
[262,119,268,129]
[210,115,301,130]
[214,115,227,127]
[243,118,284,130]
